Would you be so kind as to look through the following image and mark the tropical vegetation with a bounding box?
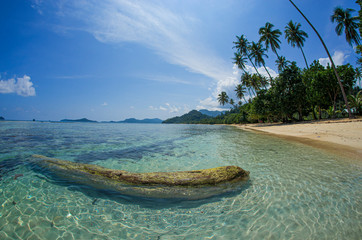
[163,1,362,125]
[207,1,361,124]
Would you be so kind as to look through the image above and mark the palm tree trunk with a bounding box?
[246,55,268,89]
[274,50,280,59]
[243,96,248,103]
[299,47,309,69]
[262,63,273,82]
[247,55,263,79]
[288,0,353,119]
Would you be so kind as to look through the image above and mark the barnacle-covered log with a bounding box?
[32,154,249,200]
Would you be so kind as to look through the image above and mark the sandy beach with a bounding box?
[234,118,362,160]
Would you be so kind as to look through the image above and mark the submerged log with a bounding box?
[31,154,250,200]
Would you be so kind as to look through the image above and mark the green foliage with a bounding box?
[273,62,308,121]
[206,62,359,124]
[331,7,361,47]
[348,90,362,115]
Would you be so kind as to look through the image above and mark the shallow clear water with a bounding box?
[0,121,361,239]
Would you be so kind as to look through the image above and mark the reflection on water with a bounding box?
[0,121,361,239]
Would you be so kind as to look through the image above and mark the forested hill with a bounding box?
[163,110,211,124]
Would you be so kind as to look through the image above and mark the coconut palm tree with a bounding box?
[229,98,235,109]
[249,41,273,82]
[348,90,362,114]
[218,91,229,106]
[284,20,309,69]
[250,73,266,93]
[355,67,362,87]
[235,84,248,103]
[241,72,256,97]
[232,52,248,73]
[259,22,282,58]
[288,0,353,118]
[275,56,291,73]
[331,7,361,47]
[233,35,263,78]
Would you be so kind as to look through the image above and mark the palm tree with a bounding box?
[233,35,263,78]
[275,56,291,73]
[217,91,229,106]
[259,22,282,58]
[331,7,361,47]
[355,67,362,87]
[241,72,256,97]
[229,98,235,109]
[249,41,273,82]
[348,90,362,114]
[235,84,248,103]
[232,52,248,73]
[288,0,353,118]
[250,73,266,93]
[284,20,309,69]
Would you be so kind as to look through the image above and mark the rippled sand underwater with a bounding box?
[0,122,361,239]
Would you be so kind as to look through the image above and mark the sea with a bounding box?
[0,121,361,239]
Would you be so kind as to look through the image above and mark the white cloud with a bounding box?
[318,51,347,67]
[35,0,277,110]
[210,64,277,109]
[31,0,44,14]
[0,75,36,97]
[101,102,108,106]
[149,103,181,113]
[159,106,167,111]
[196,97,224,111]
[36,1,237,101]
[165,103,180,113]
[140,74,194,85]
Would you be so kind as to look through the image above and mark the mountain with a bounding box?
[118,118,163,124]
[60,118,97,123]
[198,109,225,117]
[0,116,4,121]
[163,110,211,124]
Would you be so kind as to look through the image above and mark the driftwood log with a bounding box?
[32,154,249,200]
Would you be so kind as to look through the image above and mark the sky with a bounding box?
[0,0,360,121]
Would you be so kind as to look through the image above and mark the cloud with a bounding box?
[165,103,180,113]
[196,97,224,111]
[140,74,194,85]
[149,103,181,113]
[34,1,236,99]
[31,0,44,14]
[101,102,108,106]
[0,75,36,97]
[34,0,277,110]
[318,51,347,67]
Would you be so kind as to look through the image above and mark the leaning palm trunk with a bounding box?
[299,46,309,69]
[246,55,263,80]
[289,0,353,119]
[262,63,273,82]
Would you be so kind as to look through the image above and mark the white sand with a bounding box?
[234,118,362,160]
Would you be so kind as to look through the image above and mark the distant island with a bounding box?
[116,118,162,124]
[163,110,211,124]
[61,118,97,123]
[0,116,4,121]
[198,109,225,117]
[60,117,163,124]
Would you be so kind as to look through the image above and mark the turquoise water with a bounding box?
[0,121,361,239]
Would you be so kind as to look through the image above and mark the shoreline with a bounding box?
[233,118,362,161]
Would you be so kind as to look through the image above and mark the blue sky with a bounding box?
[0,0,360,121]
